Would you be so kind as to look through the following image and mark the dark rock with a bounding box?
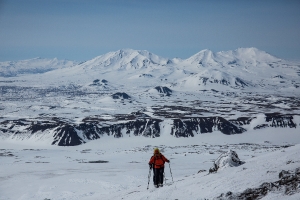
[229,117,253,126]
[86,160,108,163]
[99,118,162,138]
[198,169,206,173]
[89,79,108,86]
[265,114,296,128]
[230,114,297,129]
[154,86,172,96]
[139,74,153,78]
[27,121,58,133]
[52,124,85,146]
[216,167,300,199]
[254,124,269,130]
[112,92,131,99]
[171,117,246,137]
[235,77,249,87]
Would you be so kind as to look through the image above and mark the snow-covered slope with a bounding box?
[0,57,78,77]
[79,49,170,70]
[179,47,299,91]
[0,130,300,200]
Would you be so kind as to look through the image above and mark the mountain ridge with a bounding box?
[0,47,288,76]
[0,47,299,146]
[19,48,299,92]
[0,57,78,77]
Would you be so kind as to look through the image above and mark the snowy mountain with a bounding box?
[0,57,78,77]
[1,130,300,200]
[1,48,298,90]
[185,48,280,67]
[38,48,299,92]
[180,48,299,91]
[79,49,170,71]
[0,48,299,146]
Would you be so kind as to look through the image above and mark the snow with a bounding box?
[1,128,300,200]
[1,48,299,122]
[0,58,78,77]
[1,47,300,199]
[249,113,266,130]
[210,149,243,171]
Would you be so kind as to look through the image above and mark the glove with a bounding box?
[167,160,170,163]
[149,164,152,169]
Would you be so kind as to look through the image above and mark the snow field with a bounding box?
[1,129,300,200]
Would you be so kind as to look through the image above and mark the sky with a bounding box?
[0,0,300,62]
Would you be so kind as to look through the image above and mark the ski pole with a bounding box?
[147,167,151,190]
[169,162,174,182]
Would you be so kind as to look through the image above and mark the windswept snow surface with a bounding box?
[1,129,300,200]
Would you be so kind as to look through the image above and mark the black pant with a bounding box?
[153,167,164,185]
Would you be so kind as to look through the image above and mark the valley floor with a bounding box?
[0,128,300,200]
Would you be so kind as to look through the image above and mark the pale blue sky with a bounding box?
[0,0,299,61]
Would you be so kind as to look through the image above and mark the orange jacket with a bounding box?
[149,153,169,168]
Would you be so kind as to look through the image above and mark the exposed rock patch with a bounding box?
[89,79,108,87]
[112,92,131,99]
[209,150,244,173]
[154,86,172,96]
[216,168,300,199]
[171,117,246,137]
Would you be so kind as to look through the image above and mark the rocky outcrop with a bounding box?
[265,113,296,128]
[229,114,297,129]
[253,114,297,130]
[0,118,162,146]
[171,117,246,137]
[99,118,162,138]
[209,150,244,173]
[216,168,300,199]
[89,79,109,87]
[112,92,131,99]
[229,117,253,126]
[52,124,86,146]
[0,113,297,146]
[154,86,172,96]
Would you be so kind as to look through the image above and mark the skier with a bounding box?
[148,148,170,188]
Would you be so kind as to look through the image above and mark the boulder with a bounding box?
[209,150,244,173]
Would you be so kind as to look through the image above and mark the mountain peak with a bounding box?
[185,49,215,65]
[234,47,267,56]
[230,47,280,62]
[184,47,281,67]
[81,49,170,70]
